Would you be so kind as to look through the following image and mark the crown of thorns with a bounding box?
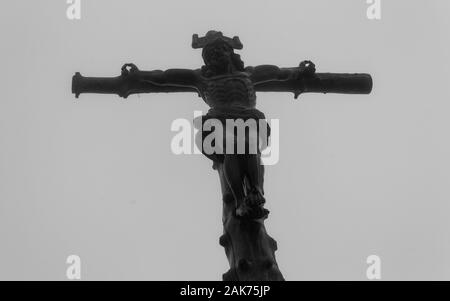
[192,30,243,50]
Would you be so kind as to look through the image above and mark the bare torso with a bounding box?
[199,71,256,110]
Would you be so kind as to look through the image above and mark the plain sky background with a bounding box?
[0,0,449,280]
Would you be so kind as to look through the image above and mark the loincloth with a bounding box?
[194,106,271,163]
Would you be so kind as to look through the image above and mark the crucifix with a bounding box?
[72,30,372,281]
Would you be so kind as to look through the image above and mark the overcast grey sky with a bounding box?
[0,0,449,280]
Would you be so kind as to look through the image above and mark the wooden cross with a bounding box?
[72,30,372,281]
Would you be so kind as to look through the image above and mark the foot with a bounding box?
[235,190,269,220]
[246,188,265,207]
[236,203,269,220]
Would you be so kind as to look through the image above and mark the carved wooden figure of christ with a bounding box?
[72,30,372,281]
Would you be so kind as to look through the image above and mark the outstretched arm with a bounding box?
[248,61,372,98]
[248,61,316,85]
[72,63,201,98]
[121,63,200,88]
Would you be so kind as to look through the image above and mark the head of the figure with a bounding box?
[192,30,245,76]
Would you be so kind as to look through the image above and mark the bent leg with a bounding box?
[216,162,234,224]
[222,155,246,209]
[245,154,265,197]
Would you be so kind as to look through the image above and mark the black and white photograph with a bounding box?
[0,0,449,295]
